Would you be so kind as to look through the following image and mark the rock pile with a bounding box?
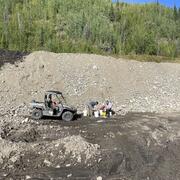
[62,135,100,163]
[1,51,180,118]
[0,125,100,169]
[0,139,25,165]
[39,135,100,165]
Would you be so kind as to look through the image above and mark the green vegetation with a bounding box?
[0,0,180,59]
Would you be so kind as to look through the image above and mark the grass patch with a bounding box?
[114,54,180,63]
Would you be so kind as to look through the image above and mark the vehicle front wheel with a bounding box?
[62,111,73,121]
[31,109,43,120]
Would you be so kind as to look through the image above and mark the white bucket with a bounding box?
[83,109,88,117]
[94,111,99,118]
[109,112,112,117]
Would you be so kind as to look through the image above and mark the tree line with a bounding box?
[0,0,180,58]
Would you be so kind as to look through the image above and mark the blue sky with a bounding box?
[113,0,180,8]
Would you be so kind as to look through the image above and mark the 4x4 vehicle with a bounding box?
[30,91,77,121]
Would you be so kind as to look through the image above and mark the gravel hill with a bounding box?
[1,51,180,115]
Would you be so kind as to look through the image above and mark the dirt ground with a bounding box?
[1,113,180,180]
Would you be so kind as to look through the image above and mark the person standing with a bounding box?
[105,100,113,117]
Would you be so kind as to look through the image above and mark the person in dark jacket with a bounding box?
[87,101,98,117]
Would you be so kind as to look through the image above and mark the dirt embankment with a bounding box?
[1,51,180,115]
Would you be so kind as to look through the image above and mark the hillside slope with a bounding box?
[0,0,180,57]
[1,51,180,115]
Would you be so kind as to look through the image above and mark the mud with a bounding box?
[2,126,40,143]
[1,113,180,180]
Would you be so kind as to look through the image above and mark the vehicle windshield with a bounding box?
[55,94,66,104]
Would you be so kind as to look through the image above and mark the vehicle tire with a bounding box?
[31,109,43,120]
[62,111,73,121]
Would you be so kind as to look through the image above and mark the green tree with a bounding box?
[0,0,179,58]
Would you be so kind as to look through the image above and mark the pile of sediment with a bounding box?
[1,51,180,116]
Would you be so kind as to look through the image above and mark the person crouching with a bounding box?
[105,100,113,117]
[87,101,99,117]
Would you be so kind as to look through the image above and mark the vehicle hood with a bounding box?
[63,105,77,112]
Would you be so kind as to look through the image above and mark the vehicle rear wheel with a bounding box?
[62,111,73,121]
[31,109,43,120]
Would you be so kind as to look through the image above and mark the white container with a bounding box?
[94,111,99,118]
[109,112,112,117]
[83,109,88,117]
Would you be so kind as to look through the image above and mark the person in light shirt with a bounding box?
[105,100,113,117]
